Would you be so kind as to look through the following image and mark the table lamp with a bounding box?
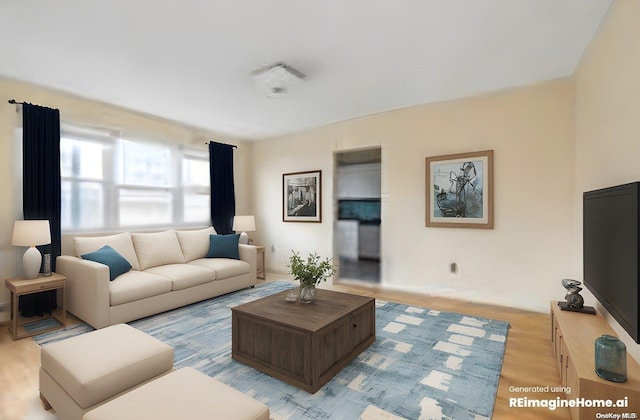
[12,220,51,279]
[233,215,255,245]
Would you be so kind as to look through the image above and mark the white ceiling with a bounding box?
[0,0,612,140]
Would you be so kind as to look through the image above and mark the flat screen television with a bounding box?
[583,182,640,343]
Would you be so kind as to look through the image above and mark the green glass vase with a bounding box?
[595,335,627,382]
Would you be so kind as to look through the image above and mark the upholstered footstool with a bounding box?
[40,323,174,420]
[83,367,270,420]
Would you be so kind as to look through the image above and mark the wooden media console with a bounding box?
[551,301,640,419]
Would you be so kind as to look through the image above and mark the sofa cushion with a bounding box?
[144,264,215,291]
[74,232,140,271]
[81,245,132,281]
[175,227,216,262]
[132,230,185,270]
[206,234,240,260]
[109,271,172,306]
[189,258,250,280]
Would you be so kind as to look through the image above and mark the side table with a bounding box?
[5,273,66,340]
[255,245,265,280]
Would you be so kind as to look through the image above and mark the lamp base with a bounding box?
[23,246,42,279]
[238,232,249,245]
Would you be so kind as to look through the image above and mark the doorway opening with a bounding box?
[334,147,381,285]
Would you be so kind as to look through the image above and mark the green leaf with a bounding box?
[286,250,337,287]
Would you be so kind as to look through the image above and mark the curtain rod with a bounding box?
[8,101,231,144]
[8,99,59,113]
[206,140,237,149]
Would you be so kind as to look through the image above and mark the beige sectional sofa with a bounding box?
[56,227,257,329]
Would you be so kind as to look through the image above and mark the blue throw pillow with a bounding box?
[207,234,240,260]
[81,245,132,281]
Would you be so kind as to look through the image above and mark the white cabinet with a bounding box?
[336,220,359,260]
[336,163,381,199]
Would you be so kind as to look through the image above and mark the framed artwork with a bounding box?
[425,150,494,229]
[283,170,322,222]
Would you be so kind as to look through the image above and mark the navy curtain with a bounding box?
[209,142,235,234]
[19,103,61,317]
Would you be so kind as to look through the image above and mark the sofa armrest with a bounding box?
[56,255,111,329]
[238,244,257,282]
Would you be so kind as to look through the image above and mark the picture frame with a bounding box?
[283,170,322,222]
[425,150,494,229]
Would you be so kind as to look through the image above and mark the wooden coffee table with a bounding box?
[231,288,375,393]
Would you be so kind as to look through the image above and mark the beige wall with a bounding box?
[575,0,640,359]
[254,79,577,312]
[0,0,632,344]
[0,77,253,305]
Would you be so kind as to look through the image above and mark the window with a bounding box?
[182,152,211,223]
[60,136,108,230]
[61,127,210,232]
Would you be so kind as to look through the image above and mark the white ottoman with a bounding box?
[40,323,174,420]
[83,367,270,420]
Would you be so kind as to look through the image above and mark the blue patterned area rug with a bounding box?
[35,281,509,420]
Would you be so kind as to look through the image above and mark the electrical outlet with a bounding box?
[450,262,457,274]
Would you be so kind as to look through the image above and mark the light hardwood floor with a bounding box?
[0,275,570,420]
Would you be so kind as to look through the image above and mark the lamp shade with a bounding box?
[233,215,255,245]
[12,220,51,279]
[233,216,255,232]
[12,220,51,247]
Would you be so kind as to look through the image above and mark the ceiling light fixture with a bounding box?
[251,62,306,97]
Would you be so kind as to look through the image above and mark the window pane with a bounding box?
[117,140,172,187]
[184,192,210,223]
[183,158,209,187]
[61,127,209,231]
[119,189,172,226]
[61,137,104,180]
[61,181,104,230]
